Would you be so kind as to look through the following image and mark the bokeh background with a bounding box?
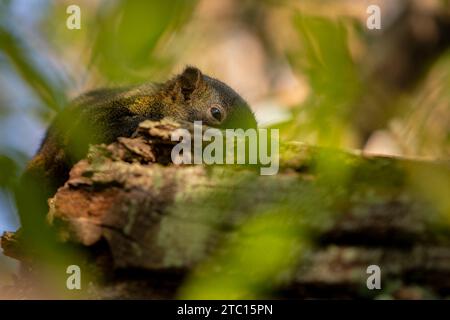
[0,0,449,291]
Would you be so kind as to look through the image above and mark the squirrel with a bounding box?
[15,66,257,246]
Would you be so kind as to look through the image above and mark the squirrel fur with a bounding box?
[16,66,256,240]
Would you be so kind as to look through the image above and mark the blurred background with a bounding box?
[0,0,449,290]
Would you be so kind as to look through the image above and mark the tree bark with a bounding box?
[2,120,450,299]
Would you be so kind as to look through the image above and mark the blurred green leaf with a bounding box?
[0,154,18,188]
[179,209,307,299]
[0,26,66,111]
[91,0,197,82]
[287,14,363,146]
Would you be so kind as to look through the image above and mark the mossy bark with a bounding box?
[2,120,450,299]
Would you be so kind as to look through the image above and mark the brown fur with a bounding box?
[17,67,256,235]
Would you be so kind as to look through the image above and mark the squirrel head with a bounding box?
[165,66,257,130]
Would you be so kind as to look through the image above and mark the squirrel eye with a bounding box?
[209,105,223,122]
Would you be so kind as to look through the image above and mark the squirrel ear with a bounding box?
[176,66,204,101]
